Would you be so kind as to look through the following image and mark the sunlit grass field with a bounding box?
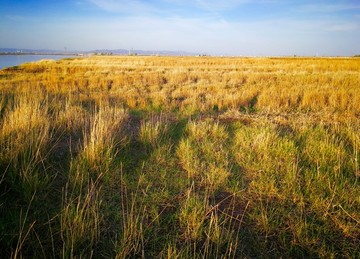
[0,56,359,258]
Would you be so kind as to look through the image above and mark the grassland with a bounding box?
[0,56,359,258]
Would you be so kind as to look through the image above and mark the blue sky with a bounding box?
[0,0,359,56]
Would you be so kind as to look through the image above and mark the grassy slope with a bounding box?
[0,56,359,258]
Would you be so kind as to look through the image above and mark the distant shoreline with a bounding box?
[1,52,359,58]
[0,52,78,56]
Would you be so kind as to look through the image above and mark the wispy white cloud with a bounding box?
[325,22,359,32]
[75,1,87,6]
[164,0,279,9]
[183,0,250,11]
[88,0,278,14]
[299,3,360,13]
[5,15,27,22]
[88,0,157,14]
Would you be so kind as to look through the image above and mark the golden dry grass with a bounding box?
[0,56,359,258]
[1,56,359,117]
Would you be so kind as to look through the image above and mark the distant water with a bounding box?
[0,55,75,70]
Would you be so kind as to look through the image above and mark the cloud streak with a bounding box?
[87,0,277,15]
[325,22,359,32]
[299,3,360,13]
[88,0,157,14]
[5,15,27,22]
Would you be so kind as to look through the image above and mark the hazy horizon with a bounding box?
[1,0,359,56]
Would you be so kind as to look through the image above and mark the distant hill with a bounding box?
[91,49,198,56]
[0,48,199,56]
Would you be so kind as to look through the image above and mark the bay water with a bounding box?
[0,55,75,70]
